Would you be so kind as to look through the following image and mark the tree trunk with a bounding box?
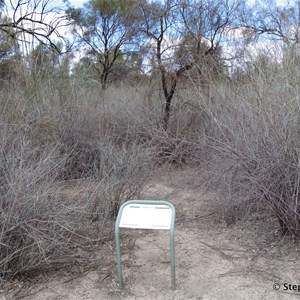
[162,77,177,131]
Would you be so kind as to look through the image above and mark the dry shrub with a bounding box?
[0,79,152,280]
[109,84,210,166]
[7,52,300,280]
[201,50,300,237]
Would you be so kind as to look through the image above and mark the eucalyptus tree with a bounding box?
[140,0,240,130]
[67,0,143,89]
[138,0,178,129]
[177,0,239,68]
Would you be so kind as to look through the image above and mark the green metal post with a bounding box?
[115,205,124,288]
[170,204,176,290]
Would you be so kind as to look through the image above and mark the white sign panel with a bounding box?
[119,203,172,230]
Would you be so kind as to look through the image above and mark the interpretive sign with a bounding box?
[119,203,172,230]
[115,200,176,290]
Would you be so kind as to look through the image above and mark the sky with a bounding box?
[69,0,86,7]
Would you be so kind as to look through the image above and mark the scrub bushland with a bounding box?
[1,51,300,281]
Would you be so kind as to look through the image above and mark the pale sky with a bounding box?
[69,0,86,7]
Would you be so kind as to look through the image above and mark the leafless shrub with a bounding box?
[8,52,300,281]
[0,80,152,280]
[200,53,300,237]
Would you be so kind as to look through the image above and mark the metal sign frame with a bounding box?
[115,200,176,290]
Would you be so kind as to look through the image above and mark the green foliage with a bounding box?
[66,7,83,23]
[0,16,18,57]
[68,0,143,88]
[0,16,20,80]
[91,0,134,17]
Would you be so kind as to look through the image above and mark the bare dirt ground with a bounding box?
[2,168,300,299]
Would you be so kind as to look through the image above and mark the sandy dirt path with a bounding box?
[3,169,300,299]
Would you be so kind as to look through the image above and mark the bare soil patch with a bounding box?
[2,168,300,299]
